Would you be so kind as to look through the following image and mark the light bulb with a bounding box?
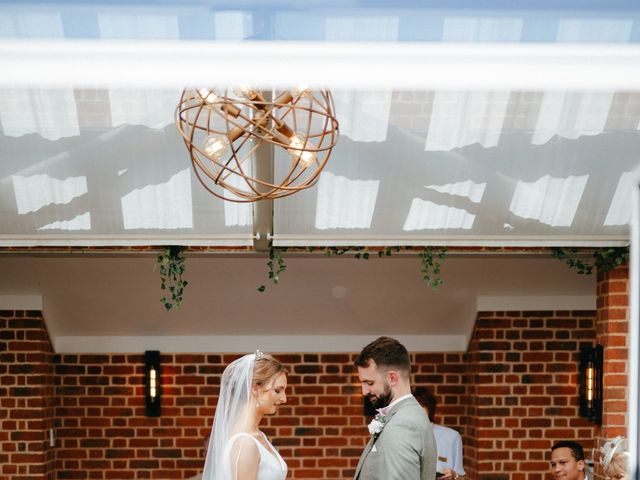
[288,133,316,168]
[291,85,309,98]
[203,135,230,162]
[197,88,220,105]
[234,85,259,100]
[150,367,157,399]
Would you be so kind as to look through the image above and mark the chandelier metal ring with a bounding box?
[176,87,339,202]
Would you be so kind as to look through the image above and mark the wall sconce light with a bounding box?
[144,350,161,417]
[579,344,603,425]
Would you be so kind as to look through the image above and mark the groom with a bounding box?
[354,336,437,480]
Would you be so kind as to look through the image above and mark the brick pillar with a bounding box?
[0,310,56,480]
[594,264,630,476]
[463,348,479,480]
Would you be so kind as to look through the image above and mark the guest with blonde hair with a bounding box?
[600,436,628,480]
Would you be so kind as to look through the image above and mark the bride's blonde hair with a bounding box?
[253,353,287,389]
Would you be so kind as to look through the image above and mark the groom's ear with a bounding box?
[387,370,399,386]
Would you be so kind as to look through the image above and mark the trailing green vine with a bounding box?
[258,243,287,292]
[259,245,448,291]
[551,247,629,275]
[156,246,188,310]
[418,247,447,289]
[378,246,401,258]
[323,246,402,259]
[324,246,366,258]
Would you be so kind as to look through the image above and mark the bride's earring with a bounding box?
[256,400,260,409]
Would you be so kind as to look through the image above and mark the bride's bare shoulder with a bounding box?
[229,433,260,459]
[229,434,260,479]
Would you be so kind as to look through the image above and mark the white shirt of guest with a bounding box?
[433,424,466,476]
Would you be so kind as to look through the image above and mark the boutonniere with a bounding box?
[367,413,386,436]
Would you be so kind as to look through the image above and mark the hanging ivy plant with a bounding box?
[156,246,188,310]
[551,247,629,275]
[418,247,447,289]
[258,245,448,291]
[258,243,287,292]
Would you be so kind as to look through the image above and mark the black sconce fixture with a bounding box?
[579,344,603,425]
[144,350,161,417]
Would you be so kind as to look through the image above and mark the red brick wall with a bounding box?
[1,309,606,480]
[0,310,56,480]
[49,352,472,480]
[50,353,376,480]
[464,311,598,480]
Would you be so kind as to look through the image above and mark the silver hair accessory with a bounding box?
[600,436,626,467]
[255,349,264,360]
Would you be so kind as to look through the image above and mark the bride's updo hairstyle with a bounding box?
[253,353,287,390]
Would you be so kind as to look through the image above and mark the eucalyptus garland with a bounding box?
[551,247,629,275]
[157,246,188,310]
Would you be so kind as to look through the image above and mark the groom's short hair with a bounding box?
[355,336,411,373]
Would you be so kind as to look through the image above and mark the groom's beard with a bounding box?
[368,383,393,410]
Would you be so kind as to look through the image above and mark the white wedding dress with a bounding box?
[225,432,287,480]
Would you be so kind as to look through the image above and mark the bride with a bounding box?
[202,351,288,480]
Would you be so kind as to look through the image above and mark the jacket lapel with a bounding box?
[354,435,374,478]
[355,403,405,478]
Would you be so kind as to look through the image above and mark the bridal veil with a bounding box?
[202,353,256,480]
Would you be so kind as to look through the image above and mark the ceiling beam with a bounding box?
[1,41,640,90]
[252,90,274,253]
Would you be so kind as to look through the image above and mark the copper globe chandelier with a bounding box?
[176,87,339,202]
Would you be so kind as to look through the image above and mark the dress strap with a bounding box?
[228,432,261,449]
[224,433,262,480]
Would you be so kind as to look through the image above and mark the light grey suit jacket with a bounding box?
[354,396,437,480]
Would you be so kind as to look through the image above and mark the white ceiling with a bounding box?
[0,1,637,354]
[0,88,637,247]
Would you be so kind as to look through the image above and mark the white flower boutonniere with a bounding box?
[367,413,386,436]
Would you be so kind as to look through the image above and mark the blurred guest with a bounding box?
[414,386,466,480]
[551,441,587,480]
[600,436,628,480]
